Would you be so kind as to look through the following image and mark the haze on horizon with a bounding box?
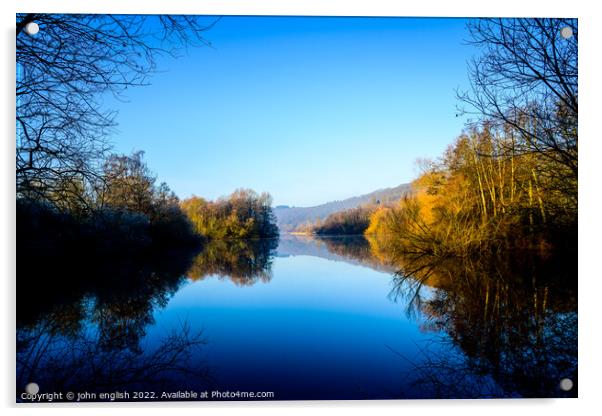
[107,16,473,207]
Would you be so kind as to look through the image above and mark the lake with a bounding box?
[16,235,577,401]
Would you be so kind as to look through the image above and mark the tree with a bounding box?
[101,151,156,215]
[313,206,374,235]
[95,151,197,244]
[16,14,216,207]
[458,18,578,189]
[181,189,279,239]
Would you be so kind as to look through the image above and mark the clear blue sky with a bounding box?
[108,16,473,207]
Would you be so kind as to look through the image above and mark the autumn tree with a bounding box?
[313,206,374,236]
[100,151,157,215]
[181,189,279,239]
[364,18,579,258]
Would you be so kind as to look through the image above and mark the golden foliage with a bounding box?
[180,189,278,239]
[365,121,577,258]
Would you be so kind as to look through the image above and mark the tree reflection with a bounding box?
[186,238,278,286]
[17,316,208,400]
[315,235,379,265]
[283,235,397,273]
[17,242,209,399]
[387,250,577,398]
[294,235,578,398]
[191,234,577,398]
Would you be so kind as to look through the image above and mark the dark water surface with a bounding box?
[17,235,577,401]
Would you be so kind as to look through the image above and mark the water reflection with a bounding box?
[387,250,578,398]
[186,238,279,286]
[16,234,577,400]
[281,235,578,398]
[278,234,395,273]
[17,246,209,399]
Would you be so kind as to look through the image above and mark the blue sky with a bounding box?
[108,16,473,207]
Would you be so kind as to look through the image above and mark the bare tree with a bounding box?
[458,18,578,184]
[16,14,217,208]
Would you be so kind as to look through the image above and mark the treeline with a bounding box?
[366,119,577,257]
[19,154,280,260]
[181,189,279,239]
[312,206,374,235]
[368,19,577,257]
[16,15,218,258]
[310,19,577,257]
[18,151,201,259]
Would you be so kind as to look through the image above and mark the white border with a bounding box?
[3,1,601,415]
[6,0,584,17]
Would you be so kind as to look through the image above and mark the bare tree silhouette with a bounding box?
[458,19,577,183]
[16,14,217,207]
[458,19,578,202]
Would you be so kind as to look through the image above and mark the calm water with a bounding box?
[17,235,577,401]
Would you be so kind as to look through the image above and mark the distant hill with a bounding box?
[274,182,412,232]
